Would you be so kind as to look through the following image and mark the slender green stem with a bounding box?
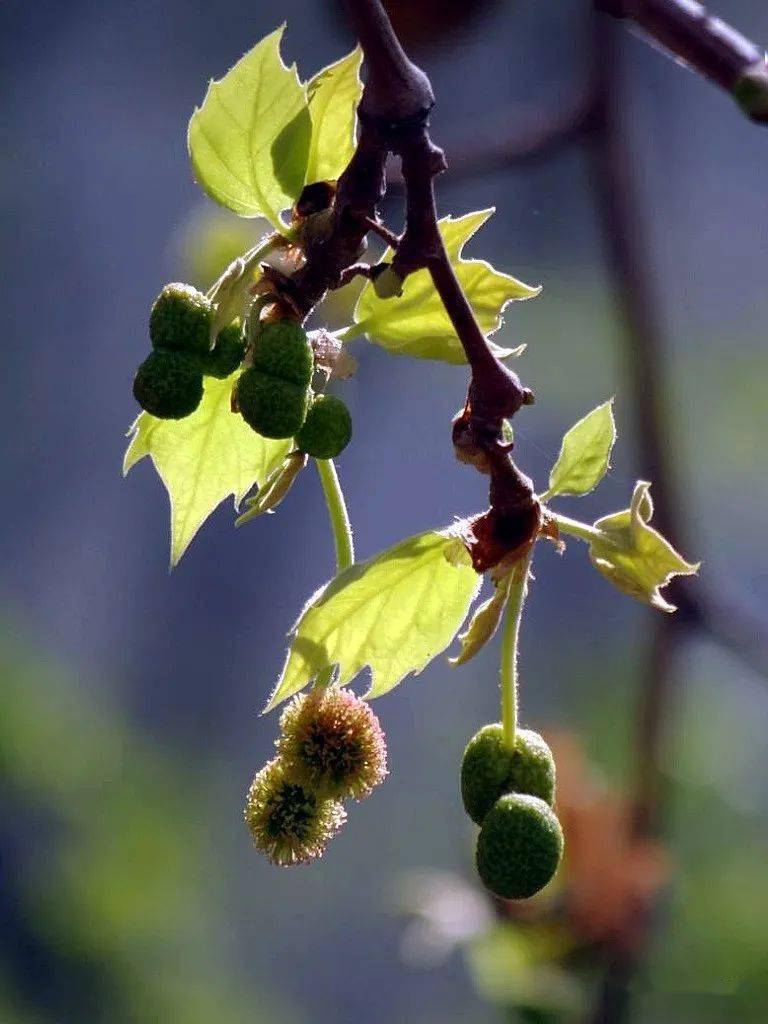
[313,459,355,693]
[499,549,534,750]
[547,509,606,545]
[316,458,355,573]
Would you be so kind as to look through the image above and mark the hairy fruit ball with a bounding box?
[133,349,204,420]
[461,724,555,825]
[295,394,352,460]
[202,322,246,379]
[476,793,564,900]
[278,687,387,801]
[244,758,346,866]
[235,368,309,439]
[253,320,314,388]
[149,282,213,355]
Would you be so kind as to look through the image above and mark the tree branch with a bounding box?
[338,0,540,567]
[596,0,768,123]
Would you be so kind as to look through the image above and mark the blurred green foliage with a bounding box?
[0,625,289,1024]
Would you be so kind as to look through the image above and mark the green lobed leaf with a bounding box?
[546,400,616,499]
[305,48,363,184]
[588,481,700,612]
[349,209,540,364]
[124,373,291,566]
[187,26,311,229]
[265,530,482,710]
[449,573,513,667]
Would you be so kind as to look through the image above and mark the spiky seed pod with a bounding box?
[235,368,309,439]
[149,282,213,355]
[277,688,387,801]
[295,394,352,460]
[202,322,246,379]
[252,320,314,388]
[476,793,564,900]
[461,724,556,825]
[133,350,204,420]
[244,758,346,866]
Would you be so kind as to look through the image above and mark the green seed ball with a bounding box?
[253,320,314,388]
[202,322,246,379]
[149,282,213,355]
[295,394,352,460]
[235,368,309,439]
[133,350,204,420]
[476,793,564,900]
[461,724,556,825]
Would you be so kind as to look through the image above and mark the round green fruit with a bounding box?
[149,282,212,355]
[461,724,555,825]
[252,320,313,388]
[235,368,309,439]
[476,793,564,900]
[133,350,203,420]
[295,394,352,459]
[202,322,246,379]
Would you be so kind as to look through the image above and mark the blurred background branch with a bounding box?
[596,0,768,124]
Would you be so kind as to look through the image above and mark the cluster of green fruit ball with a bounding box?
[461,724,564,899]
[134,283,247,419]
[235,319,352,458]
[133,282,353,460]
[245,687,387,866]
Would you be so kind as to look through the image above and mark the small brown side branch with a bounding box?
[597,0,768,123]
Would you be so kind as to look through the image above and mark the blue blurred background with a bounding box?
[1,1,767,1021]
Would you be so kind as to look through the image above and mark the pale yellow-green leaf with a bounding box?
[306,48,363,183]
[124,374,291,566]
[265,530,482,710]
[546,400,616,499]
[350,209,541,364]
[588,481,700,612]
[449,574,513,667]
[187,26,311,229]
[235,452,308,525]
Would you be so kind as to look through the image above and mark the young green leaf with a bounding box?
[545,400,616,499]
[305,48,363,184]
[449,573,514,667]
[124,374,291,566]
[265,530,482,711]
[588,481,699,612]
[347,209,540,364]
[187,26,311,229]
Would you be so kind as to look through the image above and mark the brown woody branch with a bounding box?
[416,0,768,189]
[273,0,541,571]
[597,0,768,123]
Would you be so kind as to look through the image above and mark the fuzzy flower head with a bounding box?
[278,687,388,801]
[244,758,346,866]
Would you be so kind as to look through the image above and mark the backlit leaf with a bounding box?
[187,27,311,229]
[124,374,291,566]
[588,481,700,612]
[546,400,616,499]
[449,573,513,667]
[306,48,363,183]
[348,209,540,364]
[265,530,482,710]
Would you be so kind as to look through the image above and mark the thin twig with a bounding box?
[596,0,768,123]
